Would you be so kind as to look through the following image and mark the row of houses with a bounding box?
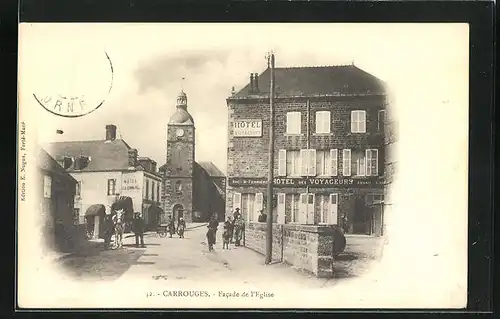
[37,62,388,254]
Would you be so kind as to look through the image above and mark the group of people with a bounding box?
[101,209,146,249]
[206,208,245,251]
[165,215,187,238]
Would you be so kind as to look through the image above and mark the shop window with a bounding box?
[351,110,366,133]
[286,112,301,134]
[315,111,331,134]
[233,192,242,211]
[107,179,116,196]
[241,193,259,222]
[43,175,52,198]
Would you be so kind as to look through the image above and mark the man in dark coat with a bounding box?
[103,213,114,249]
[257,209,267,222]
[208,213,219,244]
[232,208,241,243]
[132,212,145,248]
[167,215,176,238]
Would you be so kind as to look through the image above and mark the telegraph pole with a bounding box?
[265,52,275,265]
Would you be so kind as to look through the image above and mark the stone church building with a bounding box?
[159,90,226,223]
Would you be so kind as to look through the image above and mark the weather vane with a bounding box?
[181,77,186,91]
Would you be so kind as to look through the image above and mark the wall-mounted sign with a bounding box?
[122,176,140,191]
[233,119,262,137]
[228,177,384,188]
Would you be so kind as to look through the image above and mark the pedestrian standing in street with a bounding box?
[232,208,241,243]
[222,225,230,249]
[103,213,114,249]
[234,215,244,247]
[177,217,186,238]
[208,213,219,244]
[227,216,234,243]
[132,212,146,248]
[167,215,176,238]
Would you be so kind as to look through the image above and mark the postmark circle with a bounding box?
[32,46,114,118]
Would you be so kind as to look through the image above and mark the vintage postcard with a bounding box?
[17,23,468,309]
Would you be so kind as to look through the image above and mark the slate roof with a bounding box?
[37,146,77,182]
[197,161,225,178]
[46,139,143,172]
[231,65,385,98]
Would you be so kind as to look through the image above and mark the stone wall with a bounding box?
[244,222,339,278]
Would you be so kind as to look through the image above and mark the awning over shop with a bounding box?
[143,203,163,214]
[85,204,105,216]
[111,196,134,214]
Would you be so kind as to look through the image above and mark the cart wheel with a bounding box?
[158,231,167,238]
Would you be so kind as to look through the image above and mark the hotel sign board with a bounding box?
[228,177,384,188]
[233,119,262,137]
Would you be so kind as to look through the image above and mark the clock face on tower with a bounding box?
[176,128,185,137]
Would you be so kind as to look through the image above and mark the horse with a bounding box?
[113,210,125,249]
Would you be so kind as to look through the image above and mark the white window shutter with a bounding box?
[255,193,264,221]
[299,193,307,224]
[278,150,287,176]
[373,149,379,176]
[360,111,366,133]
[277,193,285,224]
[343,149,351,176]
[307,194,315,224]
[315,112,321,133]
[308,149,317,176]
[330,194,338,225]
[296,112,302,134]
[286,113,293,134]
[233,192,242,211]
[300,149,308,176]
[350,111,357,132]
[324,111,331,133]
[330,149,338,176]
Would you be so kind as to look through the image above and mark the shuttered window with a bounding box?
[286,150,301,176]
[277,193,286,224]
[330,149,338,176]
[315,111,331,134]
[307,149,316,176]
[43,175,52,198]
[351,110,366,133]
[330,194,339,225]
[286,112,301,134]
[300,149,308,176]
[366,149,379,176]
[278,149,287,176]
[342,149,351,176]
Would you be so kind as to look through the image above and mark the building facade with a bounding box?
[226,65,387,236]
[37,146,78,253]
[160,91,226,223]
[47,124,163,238]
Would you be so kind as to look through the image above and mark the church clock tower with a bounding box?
[162,90,195,223]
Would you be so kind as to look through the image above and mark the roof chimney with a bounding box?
[249,73,254,93]
[105,125,117,142]
[254,73,259,93]
[128,149,138,167]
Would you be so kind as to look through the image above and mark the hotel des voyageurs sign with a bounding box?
[228,177,384,188]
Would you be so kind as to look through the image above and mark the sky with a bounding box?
[19,23,469,307]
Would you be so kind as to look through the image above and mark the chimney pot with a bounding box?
[105,125,117,141]
[249,73,254,93]
[128,149,138,167]
[254,73,259,92]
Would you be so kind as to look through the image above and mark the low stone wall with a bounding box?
[244,222,339,278]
